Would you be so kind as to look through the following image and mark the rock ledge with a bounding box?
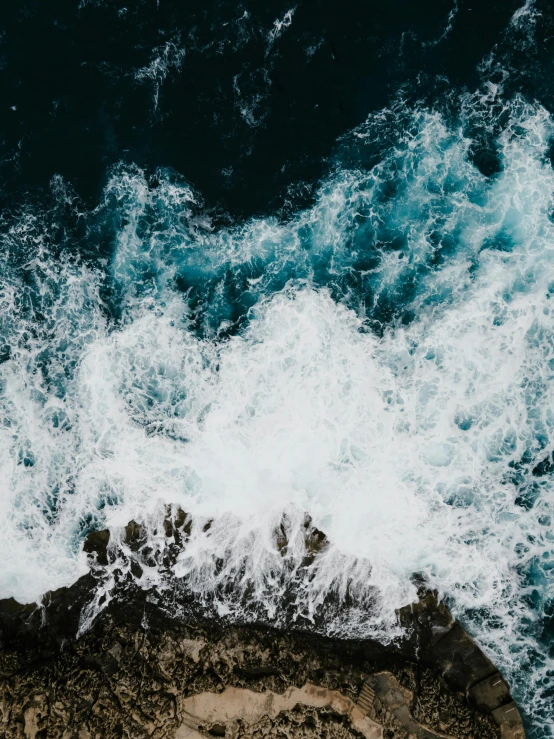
[0,514,525,739]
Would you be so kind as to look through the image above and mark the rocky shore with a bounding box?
[0,512,526,739]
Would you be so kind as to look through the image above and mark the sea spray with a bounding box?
[1,93,554,729]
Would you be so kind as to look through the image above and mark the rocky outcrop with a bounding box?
[0,512,525,739]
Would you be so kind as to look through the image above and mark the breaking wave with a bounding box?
[1,85,554,732]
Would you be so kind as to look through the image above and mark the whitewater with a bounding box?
[1,87,554,730]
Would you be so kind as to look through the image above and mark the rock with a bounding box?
[23,694,48,739]
[124,520,146,552]
[469,673,511,712]
[83,530,110,566]
[0,515,525,739]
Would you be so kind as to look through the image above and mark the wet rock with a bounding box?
[303,517,328,564]
[163,507,191,546]
[83,530,110,566]
[0,517,525,739]
[124,520,147,552]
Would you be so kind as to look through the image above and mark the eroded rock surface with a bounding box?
[0,601,507,739]
[0,513,524,739]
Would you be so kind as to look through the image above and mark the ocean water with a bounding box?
[1,0,554,735]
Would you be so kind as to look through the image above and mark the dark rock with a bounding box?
[469,673,511,712]
[238,665,280,678]
[303,521,328,555]
[83,529,110,566]
[427,623,496,692]
[0,515,525,739]
[492,702,525,739]
[124,520,146,551]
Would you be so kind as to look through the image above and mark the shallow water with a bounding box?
[1,0,554,735]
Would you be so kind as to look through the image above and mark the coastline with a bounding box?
[0,515,526,739]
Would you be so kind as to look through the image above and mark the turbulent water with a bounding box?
[1,0,554,735]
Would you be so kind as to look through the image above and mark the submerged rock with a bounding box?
[0,513,525,739]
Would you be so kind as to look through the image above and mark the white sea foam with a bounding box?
[135,37,186,112]
[267,7,295,53]
[424,0,459,47]
[1,94,554,728]
[511,0,540,31]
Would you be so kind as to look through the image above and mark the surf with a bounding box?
[1,88,554,729]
